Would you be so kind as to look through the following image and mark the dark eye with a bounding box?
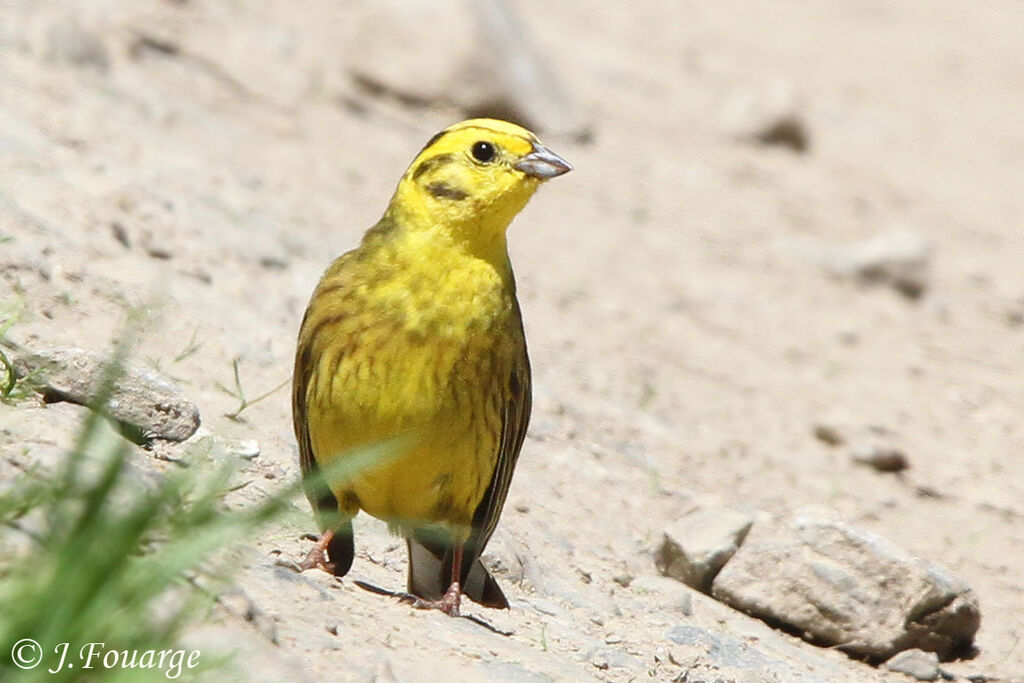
[471,141,496,163]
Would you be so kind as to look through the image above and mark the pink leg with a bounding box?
[297,530,336,573]
[410,545,463,617]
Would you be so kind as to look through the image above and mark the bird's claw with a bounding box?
[403,582,462,617]
[294,532,337,574]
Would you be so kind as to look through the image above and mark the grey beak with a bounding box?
[514,144,573,179]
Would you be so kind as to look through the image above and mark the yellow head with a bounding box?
[384,119,572,261]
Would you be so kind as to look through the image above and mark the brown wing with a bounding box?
[460,311,532,603]
[292,247,364,520]
[406,310,532,608]
[292,310,336,521]
[468,344,532,557]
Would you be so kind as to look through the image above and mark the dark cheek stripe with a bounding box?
[425,182,469,201]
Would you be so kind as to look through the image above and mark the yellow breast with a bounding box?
[302,240,521,534]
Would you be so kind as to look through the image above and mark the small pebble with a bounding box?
[813,423,844,446]
[884,648,940,681]
[852,443,909,473]
[231,438,261,460]
[677,591,693,617]
[612,573,634,588]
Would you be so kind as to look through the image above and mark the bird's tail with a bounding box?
[324,520,356,576]
[406,534,508,608]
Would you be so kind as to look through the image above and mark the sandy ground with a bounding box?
[2,1,1024,681]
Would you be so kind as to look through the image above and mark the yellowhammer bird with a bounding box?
[292,118,571,616]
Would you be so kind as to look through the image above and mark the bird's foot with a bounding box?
[403,581,462,617]
[294,531,337,574]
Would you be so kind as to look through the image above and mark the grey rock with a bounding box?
[884,649,941,680]
[585,645,643,672]
[45,17,109,70]
[630,574,694,615]
[711,510,980,660]
[161,431,260,465]
[222,437,261,460]
[611,571,634,587]
[655,506,754,592]
[665,625,830,683]
[722,80,810,152]
[824,230,932,299]
[13,347,200,442]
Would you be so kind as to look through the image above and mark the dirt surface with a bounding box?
[2,1,1024,681]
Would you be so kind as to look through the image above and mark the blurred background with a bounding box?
[2,1,1023,680]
